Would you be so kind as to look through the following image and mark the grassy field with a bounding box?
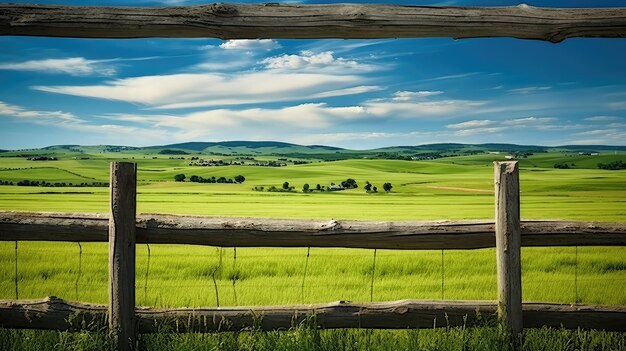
[0,149,624,349]
[2,325,625,351]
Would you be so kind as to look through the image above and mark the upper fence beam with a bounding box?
[1,211,625,249]
[1,4,626,42]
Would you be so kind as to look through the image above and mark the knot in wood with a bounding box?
[321,219,341,231]
[393,306,409,314]
[45,296,64,306]
[146,218,159,229]
[209,3,238,16]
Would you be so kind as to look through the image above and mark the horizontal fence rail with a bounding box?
[1,211,625,249]
[2,297,625,333]
[1,4,626,42]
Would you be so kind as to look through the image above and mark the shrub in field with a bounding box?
[553,162,570,169]
[174,174,186,182]
[383,182,393,192]
[598,160,626,170]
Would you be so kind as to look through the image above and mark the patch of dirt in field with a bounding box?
[427,186,493,194]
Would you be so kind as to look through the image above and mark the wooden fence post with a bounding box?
[494,161,523,340]
[109,162,137,351]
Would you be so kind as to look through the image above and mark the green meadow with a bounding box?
[0,148,625,350]
[0,149,624,306]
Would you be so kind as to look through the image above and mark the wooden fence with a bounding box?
[1,161,625,351]
[1,3,626,349]
[1,4,626,42]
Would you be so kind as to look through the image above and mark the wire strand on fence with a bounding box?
[211,248,222,307]
[144,244,151,303]
[75,242,82,300]
[441,249,445,300]
[370,249,377,302]
[14,241,18,300]
[575,246,579,303]
[232,247,237,306]
[301,247,310,304]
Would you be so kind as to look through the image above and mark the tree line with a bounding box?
[174,174,246,183]
[0,179,109,187]
[254,179,393,193]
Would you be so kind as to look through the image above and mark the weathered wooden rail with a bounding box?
[1,161,625,351]
[1,3,626,42]
[1,212,625,249]
[2,297,625,333]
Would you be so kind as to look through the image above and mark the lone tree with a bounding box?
[303,183,310,192]
[283,181,290,190]
[234,175,246,183]
[372,186,378,192]
[341,178,358,189]
[316,184,321,191]
[383,182,393,192]
[174,174,186,182]
[364,181,372,191]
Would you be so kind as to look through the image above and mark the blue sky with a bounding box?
[1,0,625,149]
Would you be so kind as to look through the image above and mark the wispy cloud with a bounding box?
[446,117,563,137]
[422,72,481,82]
[392,91,443,101]
[0,101,84,124]
[447,120,494,129]
[98,90,490,143]
[364,92,486,118]
[260,51,378,73]
[585,116,621,121]
[508,86,552,94]
[33,71,378,110]
[219,39,280,51]
[0,57,117,76]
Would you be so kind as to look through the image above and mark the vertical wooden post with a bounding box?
[494,161,523,339]
[109,162,137,351]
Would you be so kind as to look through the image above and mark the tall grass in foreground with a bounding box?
[1,326,624,351]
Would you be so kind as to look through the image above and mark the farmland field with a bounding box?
[0,146,625,349]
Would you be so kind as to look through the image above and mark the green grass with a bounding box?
[0,152,624,349]
[1,325,624,351]
[2,243,624,307]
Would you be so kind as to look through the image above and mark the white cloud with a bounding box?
[447,120,494,129]
[392,91,444,101]
[34,72,375,110]
[219,39,280,51]
[295,131,441,144]
[99,91,491,143]
[501,117,557,125]
[0,101,84,123]
[260,51,377,73]
[0,57,116,76]
[585,116,621,121]
[0,100,166,141]
[363,98,486,118]
[445,116,570,136]
[508,86,552,94]
[453,127,506,137]
[569,128,626,145]
[422,72,481,81]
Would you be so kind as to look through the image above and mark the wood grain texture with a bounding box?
[1,297,625,332]
[108,162,137,351]
[1,211,625,249]
[1,4,626,42]
[494,161,523,337]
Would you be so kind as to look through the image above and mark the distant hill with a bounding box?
[4,141,626,157]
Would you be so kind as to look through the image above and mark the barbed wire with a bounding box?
[6,244,624,307]
[75,242,82,300]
